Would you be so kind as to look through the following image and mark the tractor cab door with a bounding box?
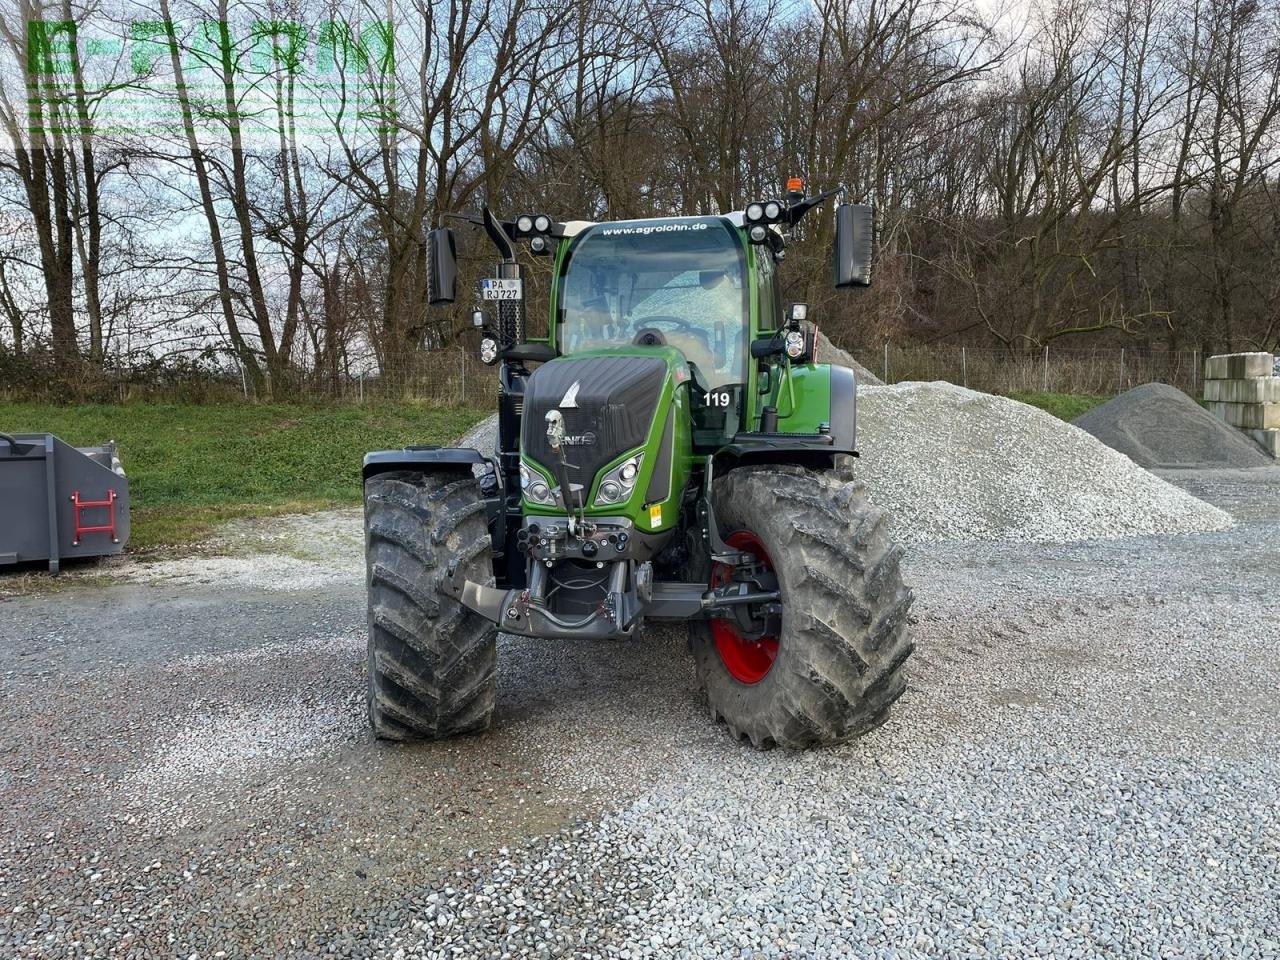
[690,244,779,450]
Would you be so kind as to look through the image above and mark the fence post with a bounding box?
[961,346,967,388]
[359,371,364,404]
[1043,345,1049,392]
[1117,348,1125,395]
[240,362,249,399]
[883,341,889,384]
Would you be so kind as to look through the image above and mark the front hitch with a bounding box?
[440,558,642,640]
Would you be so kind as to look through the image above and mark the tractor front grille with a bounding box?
[521,356,667,493]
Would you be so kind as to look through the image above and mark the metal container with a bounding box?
[0,433,131,572]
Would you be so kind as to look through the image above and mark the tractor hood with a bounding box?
[520,347,687,523]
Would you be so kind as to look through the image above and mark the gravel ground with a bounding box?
[2,469,1278,957]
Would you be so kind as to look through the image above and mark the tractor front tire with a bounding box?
[364,470,497,741]
[690,464,914,749]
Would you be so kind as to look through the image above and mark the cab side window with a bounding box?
[757,252,782,332]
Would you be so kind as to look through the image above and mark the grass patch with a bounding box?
[1008,392,1111,421]
[0,402,488,551]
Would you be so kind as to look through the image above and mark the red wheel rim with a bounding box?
[710,531,779,684]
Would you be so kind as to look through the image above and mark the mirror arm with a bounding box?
[785,186,842,227]
[443,207,518,263]
[482,205,516,263]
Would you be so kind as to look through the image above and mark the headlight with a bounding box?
[480,335,499,365]
[516,214,534,233]
[521,463,556,506]
[748,224,768,243]
[593,453,643,507]
[533,214,551,232]
[745,202,764,222]
[785,330,806,359]
[764,201,781,220]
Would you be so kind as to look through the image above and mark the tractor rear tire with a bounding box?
[364,470,497,741]
[689,464,914,749]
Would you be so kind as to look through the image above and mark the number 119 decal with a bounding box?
[706,390,732,408]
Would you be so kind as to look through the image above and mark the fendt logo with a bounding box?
[562,432,596,446]
[560,381,581,408]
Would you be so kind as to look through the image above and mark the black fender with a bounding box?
[362,446,490,483]
[714,437,850,471]
[827,364,857,452]
[363,445,516,586]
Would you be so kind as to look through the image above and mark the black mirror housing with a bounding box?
[833,203,873,288]
[750,335,784,359]
[427,227,458,304]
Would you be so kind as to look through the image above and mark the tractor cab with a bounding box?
[554,216,750,447]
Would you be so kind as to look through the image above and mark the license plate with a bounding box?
[480,278,523,301]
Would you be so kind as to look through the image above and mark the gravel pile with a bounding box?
[458,415,498,453]
[854,382,1232,543]
[1073,382,1274,469]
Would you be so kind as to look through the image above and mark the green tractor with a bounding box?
[361,184,913,749]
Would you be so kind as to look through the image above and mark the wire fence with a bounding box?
[283,342,1208,403]
[872,342,1207,397]
[245,346,496,407]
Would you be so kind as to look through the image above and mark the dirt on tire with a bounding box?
[364,470,498,740]
[689,464,914,749]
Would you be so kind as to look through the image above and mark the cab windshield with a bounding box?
[557,218,747,387]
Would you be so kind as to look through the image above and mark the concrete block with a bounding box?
[1207,401,1280,430]
[1204,352,1275,380]
[1246,429,1280,458]
[1203,377,1280,403]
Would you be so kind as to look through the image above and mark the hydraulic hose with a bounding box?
[526,604,602,631]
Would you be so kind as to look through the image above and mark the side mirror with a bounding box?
[427,227,458,304]
[750,336,784,359]
[833,203,873,288]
